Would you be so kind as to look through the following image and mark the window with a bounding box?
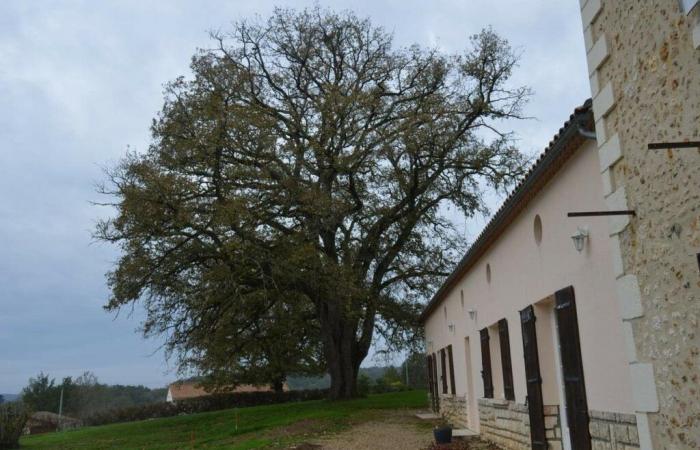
[486,263,492,283]
[534,214,543,245]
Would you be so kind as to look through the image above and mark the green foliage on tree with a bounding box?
[356,373,371,397]
[0,402,29,450]
[382,366,401,384]
[96,6,528,399]
[401,352,428,390]
[21,372,58,413]
[194,297,324,393]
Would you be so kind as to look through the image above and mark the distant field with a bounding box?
[21,390,428,449]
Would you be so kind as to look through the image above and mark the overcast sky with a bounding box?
[0,1,590,394]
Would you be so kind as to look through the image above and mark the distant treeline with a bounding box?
[288,354,427,392]
[17,356,426,419]
[287,367,399,390]
[20,372,166,419]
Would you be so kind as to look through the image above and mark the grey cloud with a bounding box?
[0,0,589,393]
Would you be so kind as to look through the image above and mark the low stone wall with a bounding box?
[439,394,468,429]
[477,399,562,450]
[478,399,530,449]
[588,410,640,449]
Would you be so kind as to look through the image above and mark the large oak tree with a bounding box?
[97,7,529,399]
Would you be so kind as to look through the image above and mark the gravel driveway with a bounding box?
[311,410,433,450]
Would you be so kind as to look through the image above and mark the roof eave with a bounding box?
[419,101,594,324]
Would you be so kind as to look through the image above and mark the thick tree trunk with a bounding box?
[319,301,370,400]
[271,378,285,393]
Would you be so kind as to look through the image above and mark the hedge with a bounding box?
[0,402,30,449]
[84,389,329,426]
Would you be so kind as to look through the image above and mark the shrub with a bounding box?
[356,374,371,397]
[0,402,30,449]
[84,388,329,426]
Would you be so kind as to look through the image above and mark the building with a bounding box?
[421,101,644,449]
[577,1,700,449]
[165,381,287,403]
[24,411,82,435]
[422,2,700,449]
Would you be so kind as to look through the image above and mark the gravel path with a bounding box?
[306,410,433,450]
[287,410,499,450]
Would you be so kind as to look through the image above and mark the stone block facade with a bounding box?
[588,410,640,450]
[438,394,468,429]
[578,1,700,448]
[436,397,645,450]
[477,399,562,450]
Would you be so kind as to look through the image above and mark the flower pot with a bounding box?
[433,426,452,444]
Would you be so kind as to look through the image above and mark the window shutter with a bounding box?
[440,348,448,394]
[447,345,456,395]
[426,355,434,406]
[479,328,494,398]
[432,352,440,411]
[555,286,592,450]
[498,319,515,401]
[520,305,547,450]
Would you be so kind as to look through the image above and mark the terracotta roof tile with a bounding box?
[167,381,288,401]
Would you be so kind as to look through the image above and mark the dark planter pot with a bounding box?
[433,426,452,444]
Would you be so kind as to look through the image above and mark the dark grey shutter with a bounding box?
[426,355,435,410]
[447,345,456,395]
[498,319,515,401]
[555,286,592,450]
[520,305,547,450]
[432,352,440,412]
[440,348,448,394]
[479,328,494,398]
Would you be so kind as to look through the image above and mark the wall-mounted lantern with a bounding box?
[571,227,589,253]
[447,323,455,334]
[467,308,477,321]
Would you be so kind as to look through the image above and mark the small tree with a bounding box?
[382,366,401,384]
[401,352,427,390]
[0,402,29,449]
[356,373,371,397]
[21,372,58,413]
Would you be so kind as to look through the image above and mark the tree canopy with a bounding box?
[97,6,528,399]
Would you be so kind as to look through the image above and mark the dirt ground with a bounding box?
[288,410,497,450]
[312,410,431,450]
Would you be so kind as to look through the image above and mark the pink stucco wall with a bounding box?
[424,139,636,430]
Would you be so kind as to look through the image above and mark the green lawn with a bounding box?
[21,390,428,449]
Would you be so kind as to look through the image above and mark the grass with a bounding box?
[20,390,428,450]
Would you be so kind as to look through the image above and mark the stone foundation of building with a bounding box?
[588,410,640,449]
[438,394,468,429]
[433,396,640,450]
[478,399,562,450]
